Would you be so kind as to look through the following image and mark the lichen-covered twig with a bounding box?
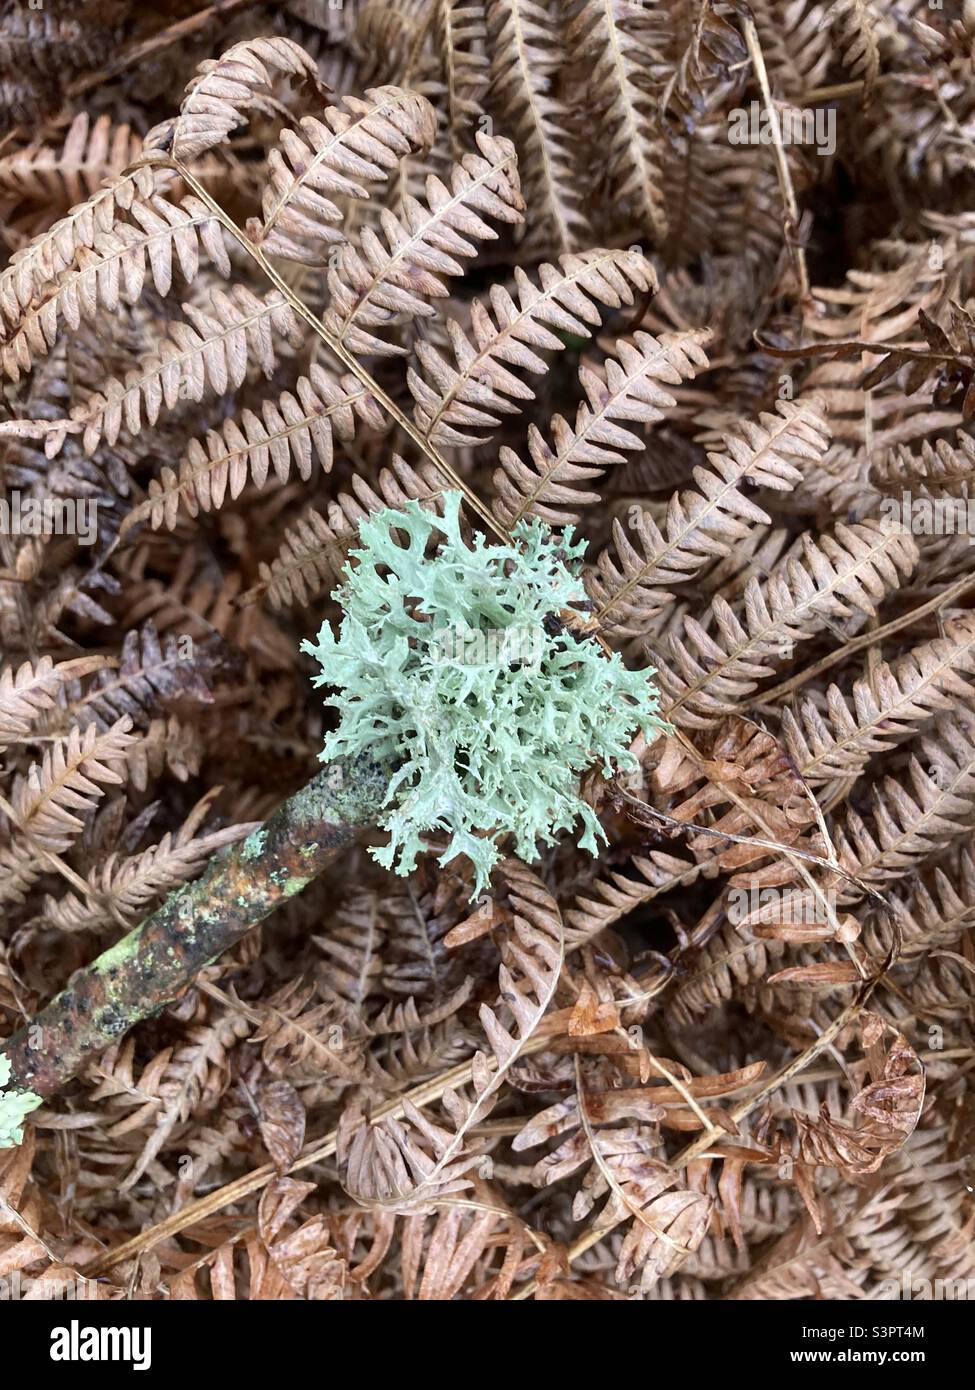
[0,754,391,1107]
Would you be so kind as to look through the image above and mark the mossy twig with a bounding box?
[0,754,391,1103]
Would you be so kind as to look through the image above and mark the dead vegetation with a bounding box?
[0,0,973,1302]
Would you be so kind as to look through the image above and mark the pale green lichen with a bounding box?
[301,491,667,897]
[0,1053,42,1149]
[240,828,267,861]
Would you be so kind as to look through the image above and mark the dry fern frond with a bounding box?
[46,285,303,456]
[253,85,439,263]
[0,112,142,211]
[244,454,447,610]
[485,0,589,253]
[864,846,975,960]
[43,796,260,936]
[159,36,321,162]
[438,0,491,155]
[124,370,385,533]
[0,194,231,383]
[323,130,523,354]
[493,329,711,528]
[0,719,135,907]
[567,0,668,243]
[0,162,159,338]
[565,851,711,951]
[0,654,107,751]
[588,398,828,639]
[831,713,975,902]
[3,6,975,1310]
[66,621,216,726]
[410,247,657,448]
[340,862,563,1210]
[655,519,919,726]
[873,432,975,494]
[824,0,883,99]
[781,616,975,786]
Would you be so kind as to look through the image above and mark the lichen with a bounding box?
[301,491,667,897]
[0,1053,42,1149]
[241,828,268,861]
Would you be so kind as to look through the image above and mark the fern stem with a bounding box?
[0,754,391,1100]
[744,571,975,709]
[742,18,811,310]
[150,154,511,544]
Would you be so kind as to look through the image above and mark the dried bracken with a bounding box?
[0,0,972,1310]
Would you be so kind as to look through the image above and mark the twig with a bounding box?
[743,570,975,708]
[153,154,512,546]
[741,18,810,310]
[0,753,391,1099]
[612,783,890,912]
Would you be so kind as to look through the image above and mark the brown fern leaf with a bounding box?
[253,979,367,1085]
[243,455,447,610]
[655,519,919,727]
[153,37,321,162]
[797,242,955,456]
[665,918,789,1026]
[862,846,975,960]
[0,165,158,335]
[572,1132,712,1294]
[364,1019,475,1098]
[339,860,563,1210]
[43,796,260,935]
[565,851,711,951]
[0,112,142,211]
[825,0,883,99]
[873,431,975,494]
[789,1015,924,1182]
[0,718,135,907]
[253,85,438,263]
[438,0,491,156]
[123,370,385,534]
[0,654,107,752]
[120,1011,253,1189]
[64,621,215,726]
[400,1199,524,1300]
[322,132,523,355]
[493,329,711,528]
[752,0,832,98]
[258,1178,347,1299]
[567,0,668,242]
[588,398,827,639]
[313,888,389,1017]
[780,615,975,786]
[830,712,975,904]
[885,1120,975,1287]
[38,285,303,457]
[410,248,658,448]
[243,507,346,612]
[125,716,205,794]
[0,195,231,383]
[485,0,589,253]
